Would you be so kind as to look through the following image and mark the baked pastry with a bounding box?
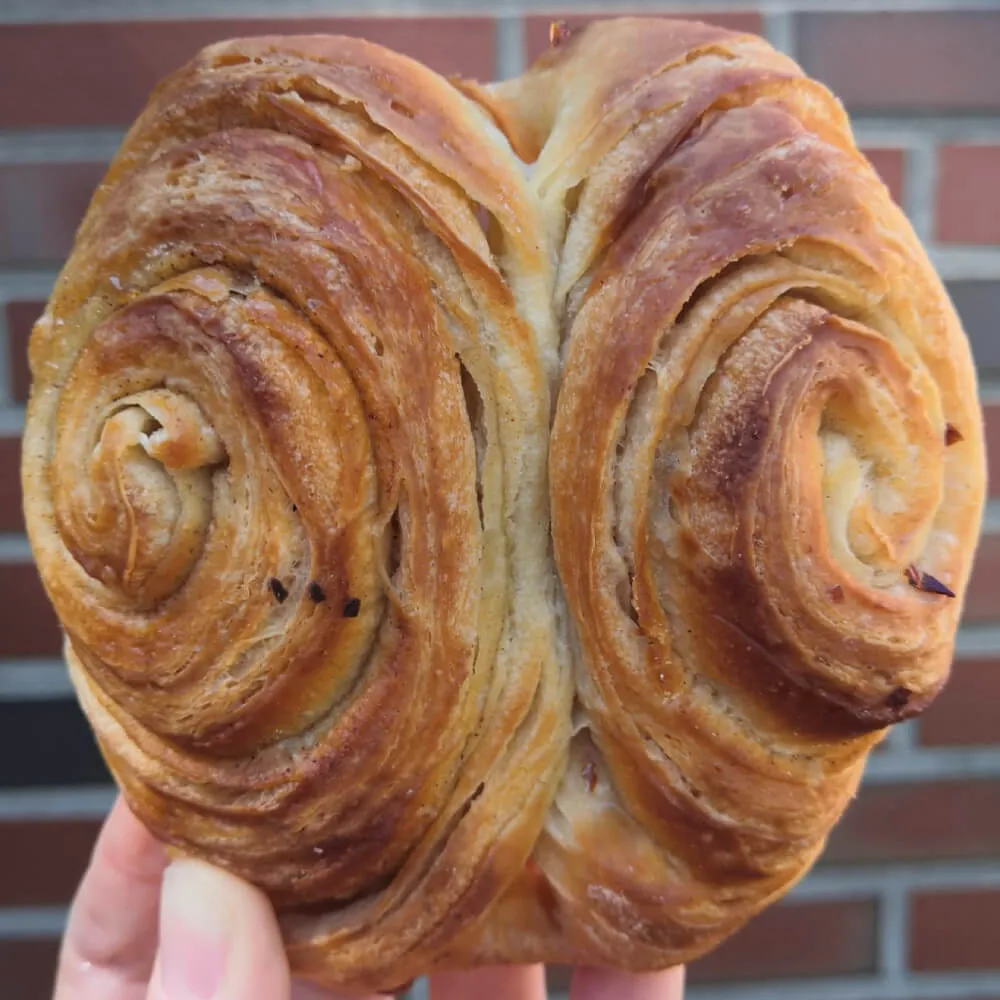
[21,16,985,993]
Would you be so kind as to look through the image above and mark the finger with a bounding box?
[147,858,292,999]
[55,796,168,1000]
[570,965,685,1000]
[429,964,547,1000]
[290,977,388,1000]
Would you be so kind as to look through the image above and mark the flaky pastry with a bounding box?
[21,17,985,992]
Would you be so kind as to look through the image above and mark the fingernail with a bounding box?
[158,860,231,999]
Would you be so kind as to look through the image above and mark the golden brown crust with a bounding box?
[21,16,984,991]
[24,33,569,992]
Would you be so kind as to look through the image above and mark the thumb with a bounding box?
[148,858,292,1000]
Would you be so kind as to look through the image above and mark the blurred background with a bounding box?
[1,0,999,997]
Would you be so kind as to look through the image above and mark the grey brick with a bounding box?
[948,281,1000,371]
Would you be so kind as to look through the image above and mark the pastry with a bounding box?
[21,17,985,992]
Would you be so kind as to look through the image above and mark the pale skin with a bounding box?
[54,798,686,1000]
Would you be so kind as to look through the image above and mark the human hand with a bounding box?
[53,797,685,999]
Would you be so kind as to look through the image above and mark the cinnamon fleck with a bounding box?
[945,424,963,446]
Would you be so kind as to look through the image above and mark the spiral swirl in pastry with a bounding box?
[22,17,984,990]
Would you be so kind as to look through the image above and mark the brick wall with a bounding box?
[2,2,999,998]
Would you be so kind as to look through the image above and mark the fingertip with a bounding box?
[570,964,685,1000]
[54,796,166,999]
[151,858,292,1000]
[429,964,547,1000]
[291,977,391,1000]
[93,795,166,882]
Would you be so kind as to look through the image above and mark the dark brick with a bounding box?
[0,700,110,788]
[0,435,22,532]
[0,563,62,658]
[0,939,58,1000]
[861,147,905,206]
[986,404,1000,499]
[921,660,1000,747]
[0,162,107,266]
[937,146,1000,245]
[911,889,1000,971]
[947,281,1000,373]
[0,19,495,128]
[798,12,1000,112]
[965,533,1000,625]
[689,898,878,983]
[0,817,101,906]
[545,898,877,988]
[5,300,42,404]
[826,780,1000,864]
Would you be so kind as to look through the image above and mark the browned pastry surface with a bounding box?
[21,17,985,993]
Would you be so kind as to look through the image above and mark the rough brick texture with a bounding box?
[0,162,107,265]
[964,534,1000,624]
[2,8,1000,1000]
[545,899,877,991]
[911,889,1000,971]
[826,780,1000,864]
[0,19,495,127]
[0,701,109,787]
[936,146,1000,245]
[0,940,58,1000]
[921,660,1000,747]
[6,299,42,404]
[987,405,1000,498]
[798,12,1000,111]
[0,435,23,532]
[0,564,62,658]
[948,281,1000,373]
[0,819,101,907]
[688,898,878,983]
[861,147,905,206]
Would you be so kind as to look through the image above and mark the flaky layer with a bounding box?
[22,33,569,992]
[481,17,983,969]
[22,17,984,992]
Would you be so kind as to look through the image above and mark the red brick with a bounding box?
[798,13,1000,112]
[911,889,1000,971]
[524,11,763,64]
[988,405,1000,499]
[936,146,1000,245]
[0,564,62,657]
[545,899,876,988]
[861,148,905,206]
[965,533,1000,625]
[688,899,877,983]
[0,162,107,266]
[0,19,494,128]
[0,436,22,533]
[0,939,58,1000]
[0,818,100,907]
[825,780,1000,864]
[921,659,1000,747]
[5,300,41,404]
